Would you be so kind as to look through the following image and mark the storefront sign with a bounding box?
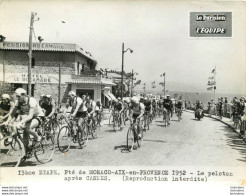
[0,42,75,51]
[0,73,70,84]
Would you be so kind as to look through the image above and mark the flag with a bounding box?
[207,87,213,91]
[211,68,216,73]
[160,73,165,77]
[159,82,164,85]
[207,81,216,86]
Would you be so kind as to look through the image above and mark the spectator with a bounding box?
[240,97,246,136]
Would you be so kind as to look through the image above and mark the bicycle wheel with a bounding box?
[57,126,72,153]
[0,136,24,167]
[34,131,55,164]
[126,127,134,152]
[78,123,88,147]
[91,122,99,139]
[137,127,143,148]
[113,116,119,132]
[109,114,113,125]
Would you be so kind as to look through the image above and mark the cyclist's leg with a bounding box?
[25,119,41,141]
[119,112,123,129]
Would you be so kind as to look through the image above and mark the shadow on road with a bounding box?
[114,145,131,153]
[19,159,39,167]
[144,139,167,143]
[220,126,246,163]
[156,124,169,128]
[105,129,117,133]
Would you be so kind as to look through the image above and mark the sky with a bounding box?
[0,0,245,94]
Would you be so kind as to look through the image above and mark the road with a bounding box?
[20,111,246,166]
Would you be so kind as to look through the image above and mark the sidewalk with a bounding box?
[184,109,246,142]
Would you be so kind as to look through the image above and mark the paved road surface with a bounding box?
[20,111,246,166]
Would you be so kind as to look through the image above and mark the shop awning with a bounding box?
[108,93,116,100]
[66,80,116,86]
[103,93,111,100]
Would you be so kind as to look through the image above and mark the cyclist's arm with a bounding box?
[2,106,18,125]
[119,103,124,113]
[137,104,145,119]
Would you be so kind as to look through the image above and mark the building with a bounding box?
[0,41,116,106]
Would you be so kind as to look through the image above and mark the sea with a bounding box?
[134,90,246,107]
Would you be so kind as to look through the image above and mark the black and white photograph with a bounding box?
[0,0,245,194]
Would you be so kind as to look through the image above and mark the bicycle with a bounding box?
[0,121,55,167]
[143,111,151,130]
[163,108,170,127]
[112,111,122,132]
[82,115,100,139]
[126,118,143,152]
[176,108,182,121]
[57,115,88,153]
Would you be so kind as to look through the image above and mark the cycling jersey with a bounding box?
[15,96,44,117]
[40,98,56,117]
[130,102,145,116]
[114,102,123,111]
[163,99,172,111]
[176,102,182,109]
[66,96,83,112]
[152,100,157,107]
[86,100,96,113]
[144,100,152,112]
[0,101,14,116]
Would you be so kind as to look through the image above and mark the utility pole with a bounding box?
[58,61,62,104]
[131,69,134,97]
[163,72,166,97]
[121,43,124,99]
[28,12,35,96]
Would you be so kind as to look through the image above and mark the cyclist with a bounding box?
[163,95,173,125]
[176,100,183,119]
[0,94,15,122]
[40,94,56,119]
[3,88,44,149]
[95,99,103,126]
[143,97,152,131]
[158,97,164,116]
[111,98,124,130]
[39,94,45,106]
[63,91,84,136]
[129,96,145,139]
[85,96,97,128]
[152,98,157,117]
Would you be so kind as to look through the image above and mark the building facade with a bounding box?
[0,41,115,106]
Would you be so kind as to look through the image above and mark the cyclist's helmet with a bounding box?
[1,94,10,100]
[68,91,76,96]
[15,88,27,96]
[46,94,52,99]
[131,96,139,104]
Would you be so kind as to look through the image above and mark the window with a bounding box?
[31,58,35,68]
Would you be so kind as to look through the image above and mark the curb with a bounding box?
[184,109,246,143]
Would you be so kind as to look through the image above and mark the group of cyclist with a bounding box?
[0,88,103,156]
[109,94,184,139]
